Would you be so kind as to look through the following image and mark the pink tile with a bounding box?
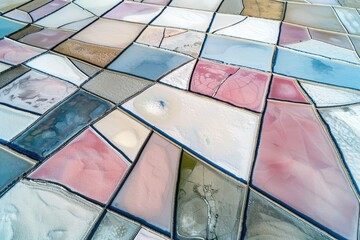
[112,133,180,233]
[269,75,308,103]
[0,39,44,65]
[214,68,270,112]
[30,0,68,21]
[29,128,130,204]
[190,59,238,96]
[253,101,359,240]
[279,23,310,45]
[104,2,163,24]
[20,29,73,49]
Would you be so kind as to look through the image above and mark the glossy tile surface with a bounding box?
[112,133,180,233]
[0,0,30,13]
[0,104,39,142]
[82,70,152,104]
[12,91,112,160]
[0,148,34,191]
[160,59,196,89]
[279,23,360,64]
[35,3,95,30]
[300,82,360,107]
[0,180,101,239]
[170,0,222,11]
[269,76,308,103]
[122,84,260,180]
[75,0,122,16]
[104,2,163,24]
[284,4,346,33]
[19,29,73,49]
[320,105,360,193]
[152,7,213,32]
[93,109,151,162]
[26,53,88,86]
[108,44,192,81]
[201,35,275,71]
[253,101,359,239]
[211,14,280,44]
[30,128,129,203]
[190,59,271,111]
[0,1,359,239]
[0,17,25,38]
[274,48,360,90]
[137,26,205,57]
[0,70,77,114]
[72,18,145,49]
[0,39,44,65]
[30,0,68,22]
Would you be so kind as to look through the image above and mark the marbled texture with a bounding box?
[11,91,112,160]
[320,105,360,194]
[20,29,73,49]
[0,147,34,191]
[0,39,44,65]
[300,82,360,107]
[30,128,130,203]
[269,76,308,103]
[253,101,359,240]
[176,152,245,240]
[0,70,77,114]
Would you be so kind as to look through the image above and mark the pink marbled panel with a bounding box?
[20,29,73,49]
[29,128,129,204]
[279,23,310,45]
[104,2,163,23]
[0,70,77,114]
[214,68,270,112]
[0,39,44,65]
[112,133,180,233]
[190,59,238,96]
[253,101,359,240]
[269,75,308,103]
[30,0,68,21]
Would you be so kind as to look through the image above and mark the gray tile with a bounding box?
[83,70,153,104]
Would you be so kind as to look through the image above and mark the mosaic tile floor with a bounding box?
[0,0,359,239]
